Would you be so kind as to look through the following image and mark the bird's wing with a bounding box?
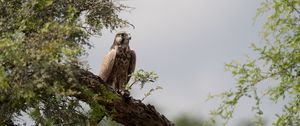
[127,50,136,83]
[100,49,116,82]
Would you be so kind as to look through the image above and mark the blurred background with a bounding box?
[86,0,282,125]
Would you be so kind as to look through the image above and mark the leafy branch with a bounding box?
[210,0,300,125]
[127,69,163,101]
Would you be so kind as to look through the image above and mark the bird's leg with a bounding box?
[111,81,119,93]
[114,83,122,94]
[118,84,130,97]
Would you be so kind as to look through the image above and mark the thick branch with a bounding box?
[72,67,174,126]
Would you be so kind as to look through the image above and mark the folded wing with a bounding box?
[127,50,136,83]
[100,49,117,82]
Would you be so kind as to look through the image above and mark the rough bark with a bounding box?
[73,67,174,126]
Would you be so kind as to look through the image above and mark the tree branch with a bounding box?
[71,66,174,126]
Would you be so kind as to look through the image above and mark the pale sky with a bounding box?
[86,0,283,125]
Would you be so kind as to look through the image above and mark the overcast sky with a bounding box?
[87,0,282,125]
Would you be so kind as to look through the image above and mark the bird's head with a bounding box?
[113,31,131,49]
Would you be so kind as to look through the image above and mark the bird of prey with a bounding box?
[99,31,136,91]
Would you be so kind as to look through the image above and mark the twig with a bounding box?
[128,80,137,89]
[285,0,300,15]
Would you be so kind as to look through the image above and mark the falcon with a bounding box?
[99,31,136,91]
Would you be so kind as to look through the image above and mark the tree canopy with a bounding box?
[211,0,299,126]
[0,0,134,125]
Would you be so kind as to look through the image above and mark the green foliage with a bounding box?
[0,0,130,125]
[210,0,299,126]
[236,118,267,126]
[174,114,214,126]
[127,69,162,101]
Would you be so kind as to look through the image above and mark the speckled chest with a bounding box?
[111,47,132,79]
